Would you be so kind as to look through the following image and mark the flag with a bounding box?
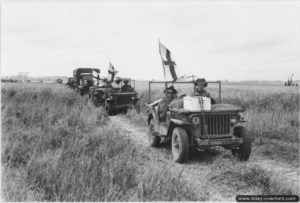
[159,42,177,81]
[107,62,118,82]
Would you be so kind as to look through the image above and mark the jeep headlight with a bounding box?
[191,116,200,125]
[230,118,237,123]
[230,115,240,124]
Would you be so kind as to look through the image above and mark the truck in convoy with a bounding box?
[73,68,100,96]
[66,77,75,89]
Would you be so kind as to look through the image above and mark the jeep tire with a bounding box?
[92,95,98,107]
[235,127,251,161]
[149,119,160,147]
[105,102,113,115]
[172,127,189,163]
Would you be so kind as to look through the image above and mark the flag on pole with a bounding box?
[108,62,118,82]
[159,42,177,81]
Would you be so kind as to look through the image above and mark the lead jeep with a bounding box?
[90,77,139,115]
[145,80,251,163]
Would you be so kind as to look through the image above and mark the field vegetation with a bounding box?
[1,83,198,201]
[2,81,299,201]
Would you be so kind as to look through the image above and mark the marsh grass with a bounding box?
[1,83,198,201]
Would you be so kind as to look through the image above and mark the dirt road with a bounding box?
[109,115,299,201]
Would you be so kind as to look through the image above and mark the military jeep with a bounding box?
[89,77,139,115]
[146,81,251,163]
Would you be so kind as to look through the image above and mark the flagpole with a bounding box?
[158,39,167,83]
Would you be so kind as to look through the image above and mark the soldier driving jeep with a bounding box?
[121,79,133,92]
[193,78,216,104]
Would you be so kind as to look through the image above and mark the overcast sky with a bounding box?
[1,0,300,81]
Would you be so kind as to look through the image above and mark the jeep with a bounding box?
[146,80,251,163]
[90,77,139,115]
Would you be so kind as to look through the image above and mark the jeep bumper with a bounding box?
[195,137,243,148]
[113,104,135,110]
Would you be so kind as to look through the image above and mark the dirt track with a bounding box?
[109,115,299,201]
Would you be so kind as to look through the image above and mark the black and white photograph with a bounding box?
[1,0,299,201]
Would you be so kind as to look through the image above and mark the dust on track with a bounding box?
[109,115,299,201]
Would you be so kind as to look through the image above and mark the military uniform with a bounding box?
[193,78,216,104]
[158,96,173,122]
[192,89,211,97]
[157,86,177,122]
[121,84,133,92]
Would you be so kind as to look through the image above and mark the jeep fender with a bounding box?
[170,119,192,126]
[166,119,193,141]
[147,114,154,125]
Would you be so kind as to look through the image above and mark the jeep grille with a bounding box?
[199,114,231,135]
[114,95,133,105]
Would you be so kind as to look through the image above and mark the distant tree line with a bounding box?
[1,79,30,83]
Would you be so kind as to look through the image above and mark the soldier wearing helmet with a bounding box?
[158,86,178,122]
[121,79,133,92]
[101,78,112,88]
[193,78,216,104]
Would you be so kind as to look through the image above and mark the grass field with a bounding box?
[1,81,299,200]
[1,83,198,201]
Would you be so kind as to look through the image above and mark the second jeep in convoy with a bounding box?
[89,77,139,115]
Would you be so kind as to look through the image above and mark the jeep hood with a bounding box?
[171,103,245,114]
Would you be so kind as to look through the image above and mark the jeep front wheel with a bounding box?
[149,119,160,147]
[105,102,113,115]
[92,95,98,107]
[172,127,189,163]
[235,127,251,161]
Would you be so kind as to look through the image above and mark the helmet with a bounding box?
[194,78,207,87]
[164,85,178,94]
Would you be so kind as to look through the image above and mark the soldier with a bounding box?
[193,78,216,104]
[106,81,113,88]
[101,78,112,88]
[121,79,133,92]
[158,86,178,122]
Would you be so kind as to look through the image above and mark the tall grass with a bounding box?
[209,155,298,195]
[1,83,198,201]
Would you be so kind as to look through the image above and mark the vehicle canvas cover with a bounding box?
[73,68,100,83]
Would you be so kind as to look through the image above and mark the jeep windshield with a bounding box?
[81,75,93,80]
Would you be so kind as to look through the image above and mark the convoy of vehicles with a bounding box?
[65,64,251,164]
[66,67,140,115]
